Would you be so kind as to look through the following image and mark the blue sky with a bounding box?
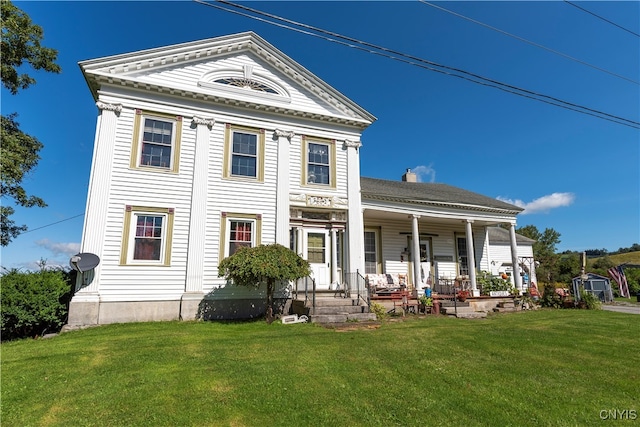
[2,1,638,270]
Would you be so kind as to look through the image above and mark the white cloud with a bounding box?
[412,164,436,183]
[497,192,575,214]
[35,239,81,257]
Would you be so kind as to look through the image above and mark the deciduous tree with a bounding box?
[1,1,60,245]
[218,244,311,323]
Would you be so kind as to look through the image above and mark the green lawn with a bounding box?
[2,310,639,426]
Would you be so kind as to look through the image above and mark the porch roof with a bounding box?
[488,226,536,245]
[360,177,523,215]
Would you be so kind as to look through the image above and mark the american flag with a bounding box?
[608,265,630,298]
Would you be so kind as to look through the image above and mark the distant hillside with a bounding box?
[589,251,640,267]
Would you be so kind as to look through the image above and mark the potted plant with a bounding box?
[457,290,470,302]
[418,295,433,313]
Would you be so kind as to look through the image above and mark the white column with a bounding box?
[411,215,421,289]
[75,101,122,296]
[68,102,121,325]
[509,223,523,293]
[344,140,364,274]
[185,116,215,294]
[465,220,478,296]
[331,228,338,285]
[274,130,294,246]
[297,227,304,258]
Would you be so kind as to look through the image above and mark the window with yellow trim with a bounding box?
[219,213,262,261]
[224,124,265,181]
[131,110,182,173]
[302,137,336,188]
[120,206,174,266]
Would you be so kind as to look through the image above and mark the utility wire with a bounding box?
[563,0,640,38]
[21,213,84,234]
[420,0,639,85]
[194,0,640,129]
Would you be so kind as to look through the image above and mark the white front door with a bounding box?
[305,229,330,289]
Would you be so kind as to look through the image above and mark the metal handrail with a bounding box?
[345,270,369,308]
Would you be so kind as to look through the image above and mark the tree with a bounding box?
[1,1,61,94]
[218,244,311,323]
[1,1,60,245]
[1,114,47,245]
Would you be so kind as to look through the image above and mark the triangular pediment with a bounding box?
[80,32,375,128]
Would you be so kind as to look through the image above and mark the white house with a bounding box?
[68,32,527,325]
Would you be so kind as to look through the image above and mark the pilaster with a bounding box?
[344,139,364,274]
[274,129,294,246]
[185,116,215,294]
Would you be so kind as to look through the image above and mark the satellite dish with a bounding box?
[69,253,100,273]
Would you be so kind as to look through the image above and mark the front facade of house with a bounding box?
[68,32,526,325]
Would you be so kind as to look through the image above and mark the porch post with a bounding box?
[274,130,294,246]
[411,215,421,290]
[465,220,479,296]
[330,228,338,286]
[509,223,523,294]
[297,227,304,258]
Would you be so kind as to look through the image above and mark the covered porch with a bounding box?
[360,175,526,297]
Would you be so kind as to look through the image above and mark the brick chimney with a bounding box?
[402,168,417,182]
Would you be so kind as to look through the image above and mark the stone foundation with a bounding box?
[66,295,289,326]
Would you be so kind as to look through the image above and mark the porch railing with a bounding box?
[293,275,316,309]
[344,270,369,308]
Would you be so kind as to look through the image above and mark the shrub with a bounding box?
[540,284,564,309]
[369,302,387,320]
[477,271,512,295]
[1,267,72,341]
[578,290,602,310]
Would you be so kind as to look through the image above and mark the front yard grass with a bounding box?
[2,310,638,426]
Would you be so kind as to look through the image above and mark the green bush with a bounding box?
[1,267,72,341]
[540,284,564,309]
[578,290,602,310]
[477,271,512,295]
[369,302,387,320]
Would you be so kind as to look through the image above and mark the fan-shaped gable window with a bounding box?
[214,77,279,94]
[198,65,290,101]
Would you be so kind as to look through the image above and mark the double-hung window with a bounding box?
[224,124,265,181]
[231,132,257,177]
[121,206,174,266]
[219,213,262,261]
[364,230,379,274]
[229,220,253,255]
[131,110,182,172]
[302,137,335,187]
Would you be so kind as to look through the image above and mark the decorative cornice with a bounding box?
[96,101,122,113]
[343,139,362,150]
[192,116,216,128]
[274,129,295,140]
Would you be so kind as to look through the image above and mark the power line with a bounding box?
[563,0,640,38]
[21,213,84,235]
[194,0,640,129]
[420,0,639,85]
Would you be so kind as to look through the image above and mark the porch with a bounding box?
[289,272,522,322]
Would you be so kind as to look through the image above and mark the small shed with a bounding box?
[572,273,613,303]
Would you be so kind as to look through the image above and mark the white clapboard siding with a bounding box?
[363,218,494,281]
[135,54,348,120]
